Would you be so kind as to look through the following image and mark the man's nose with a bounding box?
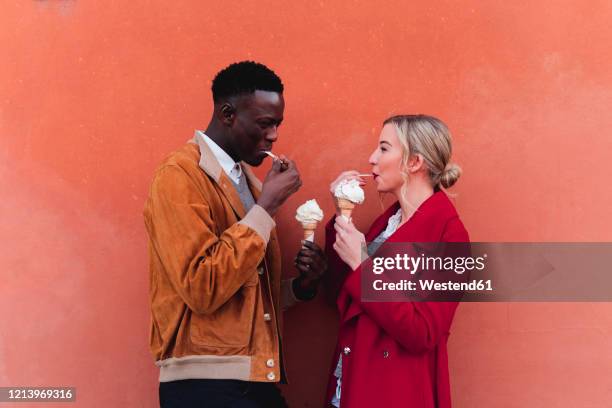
[266,126,279,142]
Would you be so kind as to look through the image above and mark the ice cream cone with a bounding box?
[301,222,317,242]
[335,197,355,220]
[295,199,324,243]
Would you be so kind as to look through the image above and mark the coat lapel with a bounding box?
[193,131,247,219]
[243,163,283,309]
[338,202,401,323]
[365,201,401,242]
[242,163,263,199]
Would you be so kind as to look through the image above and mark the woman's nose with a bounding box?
[368,150,377,165]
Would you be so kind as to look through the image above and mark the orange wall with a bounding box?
[2,1,612,407]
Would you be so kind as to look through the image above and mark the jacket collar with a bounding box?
[189,130,262,218]
[197,131,243,184]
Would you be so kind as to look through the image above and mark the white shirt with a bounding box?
[196,130,243,184]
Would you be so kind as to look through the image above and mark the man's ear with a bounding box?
[217,102,236,126]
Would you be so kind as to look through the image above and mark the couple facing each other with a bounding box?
[144,60,468,408]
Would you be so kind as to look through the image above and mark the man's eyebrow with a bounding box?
[380,140,392,146]
[257,116,283,124]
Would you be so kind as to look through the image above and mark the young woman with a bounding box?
[324,115,469,408]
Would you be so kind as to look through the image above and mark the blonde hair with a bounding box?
[383,114,461,189]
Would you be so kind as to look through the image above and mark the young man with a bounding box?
[144,61,327,407]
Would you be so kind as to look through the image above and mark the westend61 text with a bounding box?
[373,279,493,291]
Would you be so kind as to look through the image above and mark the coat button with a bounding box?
[267,372,276,381]
[343,346,351,355]
[263,313,272,322]
[383,350,389,358]
[266,359,275,368]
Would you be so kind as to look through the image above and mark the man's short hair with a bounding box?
[211,61,284,103]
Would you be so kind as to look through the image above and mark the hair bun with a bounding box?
[440,163,462,188]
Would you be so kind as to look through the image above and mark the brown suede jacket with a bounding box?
[144,131,300,383]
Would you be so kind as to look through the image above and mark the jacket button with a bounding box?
[343,346,351,355]
[257,266,264,275]
[267,372,276,381]
[266,359,275,368]
[383,350,389,358]
[263,313,272,322]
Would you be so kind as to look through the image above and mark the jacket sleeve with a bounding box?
[144,164,275,315]
[280,278,297,311]
[279,277,318,310]
[343,215,469,354]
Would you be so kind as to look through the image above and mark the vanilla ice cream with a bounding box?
[296,199,324,242]
[334,179,365,204]
[295,199,324,224]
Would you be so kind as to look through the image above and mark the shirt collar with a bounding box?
[197,131,243,184]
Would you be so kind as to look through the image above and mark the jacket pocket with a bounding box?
[190,283,257,348]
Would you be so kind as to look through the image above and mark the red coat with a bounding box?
[324,191,469,408]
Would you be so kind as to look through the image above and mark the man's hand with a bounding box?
[257,156,302,217]
[293,240,327,295]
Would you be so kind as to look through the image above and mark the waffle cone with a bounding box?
[301,222,317,241]
[335,197,355,219]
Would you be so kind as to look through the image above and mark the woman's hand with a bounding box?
[332,215,366,271]
[330,171,366,216]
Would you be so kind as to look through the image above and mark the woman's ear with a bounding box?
[408,153,424,173]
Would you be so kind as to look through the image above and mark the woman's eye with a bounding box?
[380,146,387,152]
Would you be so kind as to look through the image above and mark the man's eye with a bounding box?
[381,147,387,152]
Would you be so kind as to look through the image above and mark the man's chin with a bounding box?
[243,155,266,167]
